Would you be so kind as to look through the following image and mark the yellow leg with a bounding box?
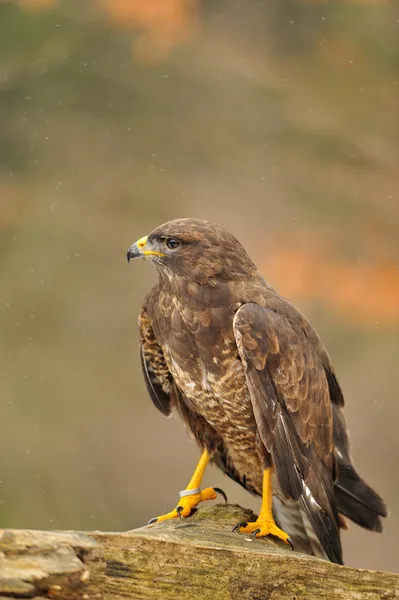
[148,449,227,525]
[234,468,293,547]
[186,448,209,490]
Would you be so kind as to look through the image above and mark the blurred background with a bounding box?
[0,0,398,573]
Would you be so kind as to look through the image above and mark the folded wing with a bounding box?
[233,302,343,564]
[139,307,174,417]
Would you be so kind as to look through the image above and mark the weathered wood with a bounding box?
[0,504,398,600]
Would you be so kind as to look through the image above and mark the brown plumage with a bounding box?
[127,218,387,565]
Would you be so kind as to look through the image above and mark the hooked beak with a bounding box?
[127,236,147,262]
[126,235,165,262]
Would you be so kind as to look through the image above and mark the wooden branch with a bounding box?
[1,504,398,600]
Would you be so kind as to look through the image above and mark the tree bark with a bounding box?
[1,504,397,600]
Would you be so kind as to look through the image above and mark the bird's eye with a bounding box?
[165,238,181,250]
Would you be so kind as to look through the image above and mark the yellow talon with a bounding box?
[238,519,292,544]
[147,450,227,525]
[150,487,218,524]
[233,467,293,549]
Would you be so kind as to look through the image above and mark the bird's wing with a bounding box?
[286,308,387,530]
[300,319,345,409]
[233,302,342,564]
[139,306,175,417]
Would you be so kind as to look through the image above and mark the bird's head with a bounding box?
[127,218,258,285]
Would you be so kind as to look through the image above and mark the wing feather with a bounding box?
[139,306,173,417]
[233,302,343,564]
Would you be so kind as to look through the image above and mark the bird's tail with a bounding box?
[332,403,387,533]
[334,459,388,532]
[273,493,329,561]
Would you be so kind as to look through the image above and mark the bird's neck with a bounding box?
[156,270,265,309]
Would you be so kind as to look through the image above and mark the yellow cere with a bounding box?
[136,236,148,249]
[135,234,165,257]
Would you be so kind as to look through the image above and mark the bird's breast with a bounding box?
[163,339,257,442]
[154,294,258,444]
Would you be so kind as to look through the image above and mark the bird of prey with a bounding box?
[127,218,387,564]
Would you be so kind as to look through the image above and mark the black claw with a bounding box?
[251,528,261,540]
[232,521,248,533]
[213,487,228,503]
[147,517,158,525]
[287,537,294,551]
[176,506,184,519]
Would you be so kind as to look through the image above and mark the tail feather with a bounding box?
[273,464,343,565]
[299,466,343,565]
[334,461,388,532]
[273,494,328,560]
[332,404,387,533]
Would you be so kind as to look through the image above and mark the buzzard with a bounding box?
[127,218,387,564]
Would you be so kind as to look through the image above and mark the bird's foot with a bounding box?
[233,518,294,549]
[148,487,227,524]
